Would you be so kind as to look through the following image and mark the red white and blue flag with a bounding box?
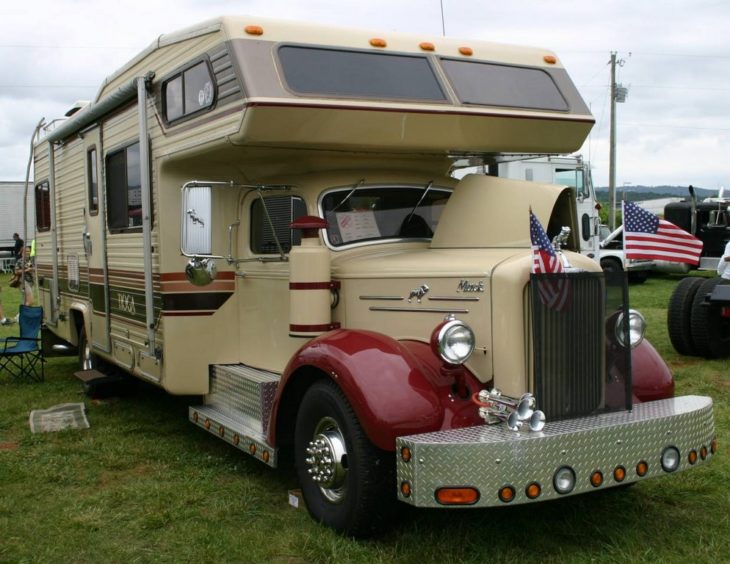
[623,201,703,265]
[530,210,569,310]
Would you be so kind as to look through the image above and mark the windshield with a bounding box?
[320,185,451,247]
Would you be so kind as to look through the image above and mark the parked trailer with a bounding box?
[0,181,35,254]
[34,16,715,536]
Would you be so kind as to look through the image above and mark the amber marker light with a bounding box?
[244,25,264,36]
[419,42,435,51]
[688,450,698,465]
[370,38,387,48]
[192,412,198,423]
[401,446,412,463]
[262,450,270,463]
[613,466,626,482]
[218,425,225,437]
[590,470,604,488]
[435,487,480,505]
[498,485,516,503]
[700,446,708,460]
[544,55,557,64]
[401,481,412,498]
[233,434,240,446]
[525,482,541,499]
[636,461,649,477]
[249,443,257,455]
[711,438,718,455]
[204,418,211,430]
[458,46,473,56]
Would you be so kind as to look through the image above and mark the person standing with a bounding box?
[718,239,730,281]
[12,233,24,260]
[15,246,35,307]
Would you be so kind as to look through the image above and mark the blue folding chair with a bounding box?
[0,305,45,382]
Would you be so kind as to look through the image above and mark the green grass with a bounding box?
[1,271,728,563]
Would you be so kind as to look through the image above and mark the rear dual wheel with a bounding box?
[690,277,730,359]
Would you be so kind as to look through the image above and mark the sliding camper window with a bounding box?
[277,46,447,102]
[163,60,216,123]
[440,59,569,111]
[87,147,99,215]
[106,142,142,232]
[35,181,51,232]
[250,196,307,254]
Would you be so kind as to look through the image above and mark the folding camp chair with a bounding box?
[0,305,44,382]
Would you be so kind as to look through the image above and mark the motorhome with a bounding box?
[33,16,715,536]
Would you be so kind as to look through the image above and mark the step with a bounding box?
[189,404,277,467]
[74,369,126,385]
[205,364,280,436]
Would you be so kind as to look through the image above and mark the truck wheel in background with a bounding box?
[690,277,730,359]
[294,379,395,537]
[667,277,704,356]
[628,271,649,284]
[600,258,622,275]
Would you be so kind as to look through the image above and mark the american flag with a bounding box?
[530,210,569,310]
[623,201,703,265]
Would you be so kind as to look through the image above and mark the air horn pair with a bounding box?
[473,389,546,432]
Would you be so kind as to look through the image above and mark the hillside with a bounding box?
[594,185,719,201]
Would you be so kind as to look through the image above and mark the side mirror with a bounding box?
[185,257,217,286]
[182,185,212,255]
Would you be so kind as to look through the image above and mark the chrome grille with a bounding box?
[530,272,607,419]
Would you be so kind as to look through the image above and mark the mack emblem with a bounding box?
[408,284,430,303]
[457,280,485,293]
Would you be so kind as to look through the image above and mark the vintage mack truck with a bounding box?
[32,16,715,536]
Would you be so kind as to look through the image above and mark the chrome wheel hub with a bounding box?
[304,417,348,502]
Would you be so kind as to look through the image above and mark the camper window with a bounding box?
[106,142,143,232]
[277,46,447,102]
[35,181,51,232]
[163,60,216,123]
[250,196,307,254]
[87,147,99,214]
[440,59,568,111]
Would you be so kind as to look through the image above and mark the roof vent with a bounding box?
[65,100,90,118]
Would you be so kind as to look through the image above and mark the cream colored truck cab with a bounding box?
[32,16,715,537]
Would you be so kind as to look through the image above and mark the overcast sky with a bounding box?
[1,0,728,189]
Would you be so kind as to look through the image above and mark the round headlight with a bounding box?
[615,309,646,348]
[434,318,475,365]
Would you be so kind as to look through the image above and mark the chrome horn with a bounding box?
[476,389,546,432]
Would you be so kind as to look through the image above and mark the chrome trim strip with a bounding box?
[369,306,469,313]
[359,295,404,301]
[428,296,480,302]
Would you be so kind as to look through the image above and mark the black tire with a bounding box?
[690,277,730,359]
[667,277,703,356]
[294,379,395,537]
[628,271,649,284]
[601,258,622,274]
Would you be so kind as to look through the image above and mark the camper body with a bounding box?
[33,16,715,536]
[498,156,655,280]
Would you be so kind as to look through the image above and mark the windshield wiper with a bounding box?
[332,178,365,212]
[403,180,434,225]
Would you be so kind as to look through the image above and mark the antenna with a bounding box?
[440,0,446,36]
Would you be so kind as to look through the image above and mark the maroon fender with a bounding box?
[270,329,483,451]
[631,339,675,402]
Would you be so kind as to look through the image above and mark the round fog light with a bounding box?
[661,446,680,473]
[553,466,576,495]
[432,316,475,365]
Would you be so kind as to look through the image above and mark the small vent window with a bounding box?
[163,61,216,123]
[35,181,51,232]
[250,196,307,254]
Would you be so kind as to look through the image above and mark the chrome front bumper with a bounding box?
[396,396,715,508]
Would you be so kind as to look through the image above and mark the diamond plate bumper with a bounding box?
[396,395,715,508]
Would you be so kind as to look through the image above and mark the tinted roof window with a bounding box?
[441,59,568,111]
[278,46,447,101]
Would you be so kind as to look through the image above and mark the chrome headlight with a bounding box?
[433,316,475,365]
[615,309,646,348]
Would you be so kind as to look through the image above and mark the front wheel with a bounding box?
[294,379,395,537]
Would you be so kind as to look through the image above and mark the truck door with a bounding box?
[83,128,111,352]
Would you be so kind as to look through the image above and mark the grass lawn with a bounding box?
[0,271,727,563]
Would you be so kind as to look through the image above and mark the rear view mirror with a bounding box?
[182,185,212,255]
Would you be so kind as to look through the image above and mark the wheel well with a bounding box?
[600,257,623,272]
[69,309,85,347]
[275,366,328,449]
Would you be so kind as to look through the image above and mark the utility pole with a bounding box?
[608,52,627,230]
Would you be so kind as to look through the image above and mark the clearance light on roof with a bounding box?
[544,55,557,64]
[419,42,435,51]
[458,46,473,56]
[245,25,264,36]
[370,38,387,48]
